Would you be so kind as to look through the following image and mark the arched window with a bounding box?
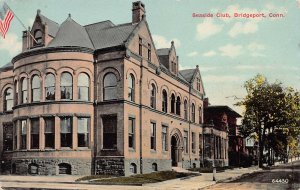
[191,103,195,123]
[61,72,73,100]
[150,84,156,109]
[130,163,137,174]
[78,73,90,101]
[199,106,202,124]
[128,74,135,102]
[103,73,117,101]
[176,96,181,115]
[4,88,13,111]
[45,73,55,100]
[171,94,175,113]
[184,100,188,120]
[152,163,158,172]
[21,78,28,103]
[31,75,41,102]
[34,30,43,45]
[14,81,18,105]
[58,163,71,175]
[162,90,168,112]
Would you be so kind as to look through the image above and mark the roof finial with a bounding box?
[37,9,41,15]
[171,41,174,46]
[196,65,199,68]
[68,13,71,18]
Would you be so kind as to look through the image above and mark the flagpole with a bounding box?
[4,2,38,43]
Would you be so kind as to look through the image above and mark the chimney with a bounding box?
[132,1,145,24]
[204,98,209,108]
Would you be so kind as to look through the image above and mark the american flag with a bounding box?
[0,2,14,39]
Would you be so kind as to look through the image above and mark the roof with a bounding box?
[39,14,59,37]
[179,69,196,82]
[157,48,170,55]
[0,62,13,72]
[205,105,242,118]
[48,16,94,49]
[85,22,136,50]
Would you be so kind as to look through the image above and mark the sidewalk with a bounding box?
[0,166,262,190]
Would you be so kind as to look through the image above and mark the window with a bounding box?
[103,73,117,100]
[58,163,71,175]
[152,163,157,172]
[191,103,195,123]
[184,131,188,153]
[128,117,135,148]
[176,96,181,115]
[162,125,168,151]
[199,134,202,157]
[150,84,156,109]
[197,77,201,91]
[128,74,135,102]
[150,122,156,150]
[162,90,168,112]
[44,117,55,149]
[14,81,18,105]
[184,100,188,120]
[192,132,195,153]
[60,117,72,148]
[3,123,13,151]
[31,118,39,149]
[171,94,175,113]
[139,37,142,56]
[78,73,90,101]
[60,72,73,100]
[45,73,55,100]
[103,115,117,149]
[4,88,13,111]
[28,163,39,175]
[13,122,17,150]
[31,75,41,102]
[20,120,27,149]
[130,163,137,174]
[34,29,43,45]
[199,106,202,124]
[147,43,151,61]
[21,78,28,103]
[78,117,89,147]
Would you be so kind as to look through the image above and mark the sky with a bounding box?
[0,0,300,115]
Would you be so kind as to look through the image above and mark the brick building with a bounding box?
[203,100,241,167]
[0,1,206,176]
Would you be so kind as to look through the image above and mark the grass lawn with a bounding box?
[76,175,113,182]
[76,171,197,185]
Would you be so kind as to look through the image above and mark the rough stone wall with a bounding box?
[95,157,125,176]
[141,158,171,174]
[12,158,91,175]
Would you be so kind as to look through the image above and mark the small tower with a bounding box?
[132,1,145,24]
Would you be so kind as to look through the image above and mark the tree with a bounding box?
[237,74,300,167]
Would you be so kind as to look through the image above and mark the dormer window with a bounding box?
[147,43,151,61]
[139,38,142,56]
[34,29,43,45]
[196,78,201,91]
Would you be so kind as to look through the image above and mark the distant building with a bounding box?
[0,1,206,176]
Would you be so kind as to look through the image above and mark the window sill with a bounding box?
[129,148,136,152]
[101,149,117,151]
[150,149,156,153]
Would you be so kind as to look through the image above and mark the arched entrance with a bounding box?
[170,130,182,167]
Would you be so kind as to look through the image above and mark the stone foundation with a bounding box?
[141,158,171,174]
[95,157,125,176]
[11,158,91,175]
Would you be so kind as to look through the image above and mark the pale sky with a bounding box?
[1,0,300,115]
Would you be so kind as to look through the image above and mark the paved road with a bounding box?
[203,161,300,190]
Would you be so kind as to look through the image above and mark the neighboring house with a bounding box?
[0,1,206,176]
[203,99,242,167]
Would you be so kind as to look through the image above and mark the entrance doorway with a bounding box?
[171,135,180,166]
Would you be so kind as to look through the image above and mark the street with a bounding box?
[203,161,300,190]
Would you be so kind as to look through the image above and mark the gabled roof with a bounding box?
[48,16,94,49]
[179,69,196,83]
[85,22,136,50]
[157,48,170,56]
[39,13,59,37]
[0,62,13,72]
